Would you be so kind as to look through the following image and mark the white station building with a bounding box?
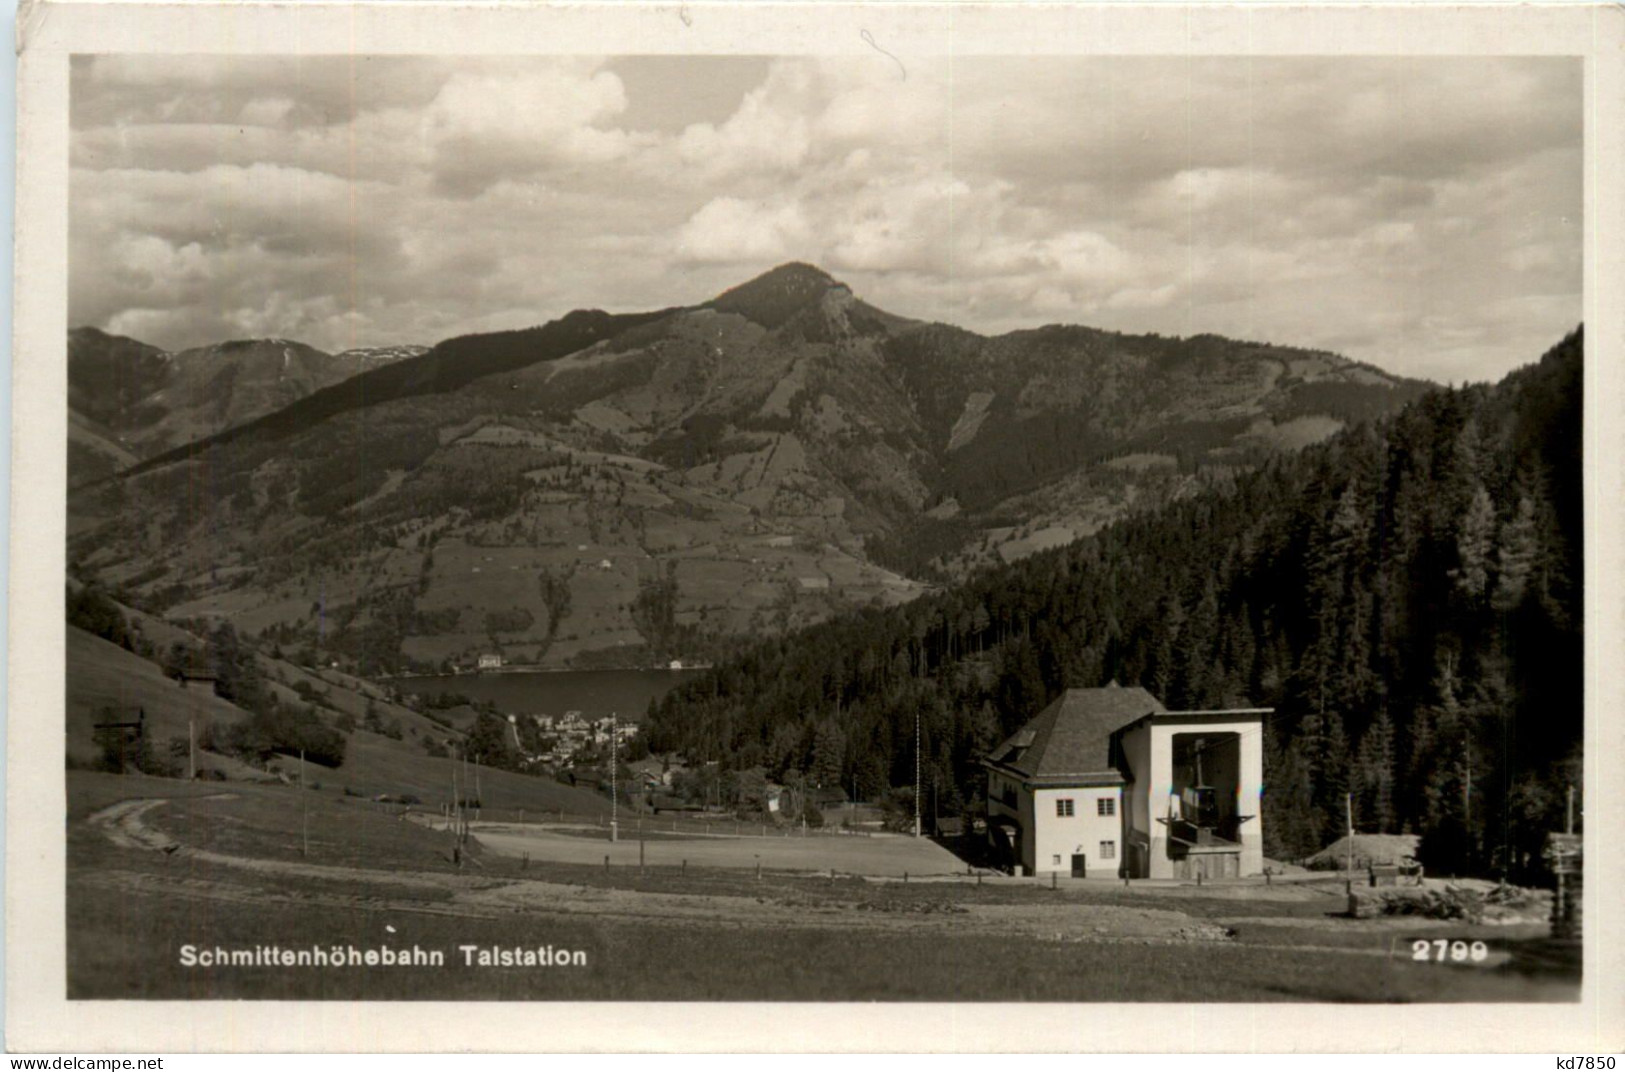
[984,684,1268,879]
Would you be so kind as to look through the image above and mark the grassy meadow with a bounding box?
[67,772,1579,1003]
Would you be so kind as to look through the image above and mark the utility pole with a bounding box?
[188,713,196,782]
[1345,791,1354,876]
[300,748,309,858]
[1464,749,1473,836]
[610,712,619,843]
[914,709,922,838]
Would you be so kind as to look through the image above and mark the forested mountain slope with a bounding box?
[646,329,1583,876]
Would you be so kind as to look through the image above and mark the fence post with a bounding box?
[904,871,909,884]
[604,854,609,872]
[755,861,761,882]
[1051,871,1057,890]
[639,839,645,873]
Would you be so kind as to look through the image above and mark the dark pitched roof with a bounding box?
[986,685,1165,780]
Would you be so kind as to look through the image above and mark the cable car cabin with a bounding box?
[1156,731,1253,880]
[1182,784,1220,829]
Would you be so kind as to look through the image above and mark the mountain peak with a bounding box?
[705,262,844,329]
[739,261,837,289]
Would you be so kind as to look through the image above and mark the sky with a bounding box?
[70,54,1581,383]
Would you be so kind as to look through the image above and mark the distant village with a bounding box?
[470,653,699,673]
[522,710,641,769]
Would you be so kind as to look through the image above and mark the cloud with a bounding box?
[423,63,652,196]
[676,197,812,264]
[672,61,818,180]
[69,55,1582,382]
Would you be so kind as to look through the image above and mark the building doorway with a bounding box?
[1071,853,1087,878]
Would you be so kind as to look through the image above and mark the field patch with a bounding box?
[470,822,966,878]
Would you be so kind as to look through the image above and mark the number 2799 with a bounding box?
[1412,939,1489,963]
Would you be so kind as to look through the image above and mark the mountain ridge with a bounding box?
[66,329,429,485]
[69,263,1434,674]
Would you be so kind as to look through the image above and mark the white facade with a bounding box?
[987,772,1125,876]
[1114,712,1265,879]
[1031,786,1125,877]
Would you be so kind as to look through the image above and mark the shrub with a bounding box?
[878,786,918,834]
[93,722,148,774]
[483,608,535,634]
[215,700,348,768]
[67,583,131,648]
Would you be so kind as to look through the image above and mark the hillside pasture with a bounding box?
[296,730,609,815]
[65,626,253,771]
[67,605,607,814]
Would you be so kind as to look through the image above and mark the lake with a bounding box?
[390,669,709,723]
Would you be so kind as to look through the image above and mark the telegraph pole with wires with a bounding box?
[914,708,922,838]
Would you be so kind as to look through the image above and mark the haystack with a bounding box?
[1308,833,1420,869]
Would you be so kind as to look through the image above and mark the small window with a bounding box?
[1056,799,1075,817]
[1100,840,1117,860]
[1052,854,1062,866]
[1097,798,1116,817]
